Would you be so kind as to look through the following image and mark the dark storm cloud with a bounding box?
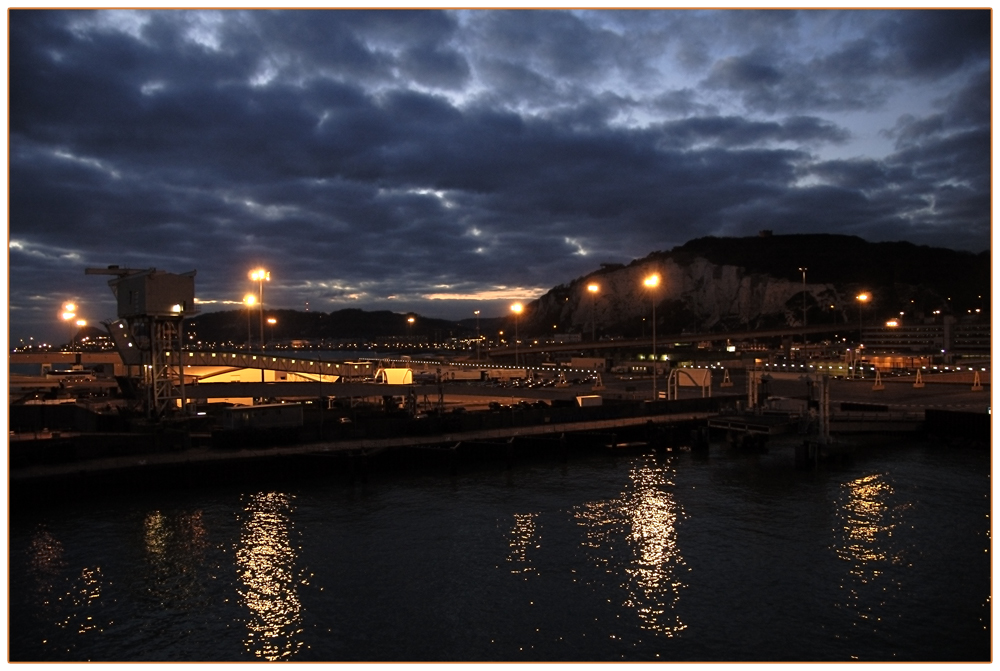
[7,9,990,342]
[655,115,850,149]
[874,9,991,78]
[701,10,991,115]
[470,10,620,81]
[704,47,895,114]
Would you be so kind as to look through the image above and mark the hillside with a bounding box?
[184,234,989,344]
[520,233,989,338]
[186,308,468,346]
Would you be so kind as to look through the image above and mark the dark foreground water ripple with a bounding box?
[9,439,990,662]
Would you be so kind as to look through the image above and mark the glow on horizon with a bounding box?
[423,287,547,301]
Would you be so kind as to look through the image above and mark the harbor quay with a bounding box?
[9,360,989,500]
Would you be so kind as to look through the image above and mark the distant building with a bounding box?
[863,322,989,356]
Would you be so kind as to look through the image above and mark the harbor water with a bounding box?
[8,437,990,662]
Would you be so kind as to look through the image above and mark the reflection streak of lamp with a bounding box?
[506,513,539,575]
[575,456,687,637]
[27,528,107,634]
[144,511,168,557]
[833,473,904,625]
[28,529,66,608]
[142,509,210,605]
[836,473,898,573]
[237,491,305,661]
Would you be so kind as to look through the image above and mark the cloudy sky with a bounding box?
[7,8,992,344]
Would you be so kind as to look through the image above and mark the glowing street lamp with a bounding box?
[61,302,77,350]
[243,293,256,349]
[511,302,523,367]
[267,317,277,344]
[474,310,481,361]
[73,320,87,350]
[856,292,869,346]
[587,283,599,342]
[249,269,270,350]
[644,274,660,401]
[798,267,808,344]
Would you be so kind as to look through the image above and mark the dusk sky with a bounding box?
[7,8,992,345]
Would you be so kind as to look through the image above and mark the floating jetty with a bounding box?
[9,409,717,497]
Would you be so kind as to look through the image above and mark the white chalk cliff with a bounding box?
[531,255,847,335]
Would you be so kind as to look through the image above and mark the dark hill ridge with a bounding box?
[186,234,989,343]
[523,233,989,337]
[186,308,466,346]
[669,234,989,297]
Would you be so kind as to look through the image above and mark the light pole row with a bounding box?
[505,273,662,400]
[60,302,86,350]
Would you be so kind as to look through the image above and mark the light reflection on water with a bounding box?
[8,444,990,662]
[575,454,688,637]
[142,509,211,606]
[27,528,66,608]
[236,491,306,661]
[832,472,906,629]
[506,512,539,576]
[27,527,108,638]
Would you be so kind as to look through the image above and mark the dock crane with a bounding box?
[86,265,197,418]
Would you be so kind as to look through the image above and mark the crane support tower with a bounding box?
[86,265,197,418]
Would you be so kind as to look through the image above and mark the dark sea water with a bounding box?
[8,438,991,662]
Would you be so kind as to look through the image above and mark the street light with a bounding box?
[511,303,523,368]
[61,302,77,350]
[644,274,660,401]
[474,310,481,361]
[587,283,599,342]
[856,292,869,347]
[798,267,808,345]
[250,269,270,350]
[267,317,277,345]
[243,293,256,349]
[74,320,87,350]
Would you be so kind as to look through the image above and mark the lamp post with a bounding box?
[75,320,87,349]
[61,303,77,350]
[587,283,599,342]
[798,267,808,346]
[854,292,870,378]
[243,294,256,349]
[474,310,481,361]
[856,292,869,346]
[250,269,269,350]
[267,317,277,345]
[644,274,660,401]
[511,303,523,368]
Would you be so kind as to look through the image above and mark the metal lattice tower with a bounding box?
[87,266,197,417]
